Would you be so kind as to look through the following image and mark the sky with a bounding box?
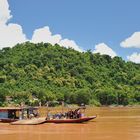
[0,0,140,63]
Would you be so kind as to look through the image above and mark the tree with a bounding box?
[0,88,8,106]
[75,89,91,105]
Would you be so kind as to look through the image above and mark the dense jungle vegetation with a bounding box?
[0,42,140,106]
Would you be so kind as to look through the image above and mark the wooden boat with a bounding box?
[45,101,97,123]
[0,104,97,124]
[0,107,38,123]
[45,115,97,123]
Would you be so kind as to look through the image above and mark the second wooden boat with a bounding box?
[45,115,97,123]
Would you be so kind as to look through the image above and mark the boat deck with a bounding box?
[11,117,46,125]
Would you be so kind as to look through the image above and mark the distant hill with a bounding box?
[0,42,140,106]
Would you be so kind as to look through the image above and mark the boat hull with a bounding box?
[45,116,97,123]
[0,118,18,123]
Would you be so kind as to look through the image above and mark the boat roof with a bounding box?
[0,107,21,111]
[0,107,38,111]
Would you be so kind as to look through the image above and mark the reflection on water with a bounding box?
[0,107,140,140]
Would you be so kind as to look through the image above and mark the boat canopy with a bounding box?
[0,107,38,111]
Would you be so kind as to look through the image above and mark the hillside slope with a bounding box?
[0,42,140,106]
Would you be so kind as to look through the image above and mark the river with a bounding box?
[0,107,140,140]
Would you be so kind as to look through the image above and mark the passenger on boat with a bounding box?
[54,113,60,119]
[29,113,34,119]
[46,110,53,120]
[53,112,65,119]
[73,108,81,118]
[9,111,16,119]
[66,110,74,119]
[33,110,39,118]
[77,110,82,118]
[19,111,22,120]
[23,111,28,119]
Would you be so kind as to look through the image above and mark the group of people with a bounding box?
[47,108,84,120]
[19,109,39,120]
[66,108,83,119]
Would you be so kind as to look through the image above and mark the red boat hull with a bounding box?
[0,118,18,123]
[45,116,97,123]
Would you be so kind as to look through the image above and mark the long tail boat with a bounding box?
[45,101,97,123]
[45,115,97,123]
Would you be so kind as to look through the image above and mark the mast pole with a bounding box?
[62,101,64,113]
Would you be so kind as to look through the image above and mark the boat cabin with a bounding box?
[0,107,39,123]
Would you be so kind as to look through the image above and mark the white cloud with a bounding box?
[0,0,82,52]
[59,39,82,52]
[127,52,140,63]
[120,32,140,48]
[0,0,12,25]
[0,0,27,49]
[31,26,83,52]
[0,23,26,48]
[93,43,117,58]
[31,26,62,45]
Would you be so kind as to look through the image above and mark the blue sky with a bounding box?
[0,0,140,63]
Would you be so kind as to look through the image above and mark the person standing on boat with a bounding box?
[67,109,74,119]
[73,108,81,118]
[19,110,22,120]
[46,110,52,120]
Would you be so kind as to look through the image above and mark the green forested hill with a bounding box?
[0,42,140,106]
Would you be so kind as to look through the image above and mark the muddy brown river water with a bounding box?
[0,107,140,140]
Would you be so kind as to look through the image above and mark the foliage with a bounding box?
[0,42,140,106]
